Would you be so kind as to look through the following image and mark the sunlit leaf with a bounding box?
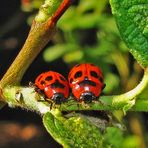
[64,50,83,63]
[78,0,107,14]
[103,127,123,147]
[43,112,103,148]
[121,136,140,148]
[104,73,120,93]
[110,0,148,67]
[43,44,79,62]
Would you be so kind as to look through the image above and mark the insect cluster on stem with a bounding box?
[34,63,105,105]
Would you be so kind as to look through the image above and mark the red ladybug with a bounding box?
[35,71,69,104]
[68,63,105,103]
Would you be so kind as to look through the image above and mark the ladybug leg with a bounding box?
[44,99,55,110]
[49,102,53,110]
[65,96,81,111]
[35,89,46,102]
[98,99,105,106]
[65,93,76,106]
[29,81,35,87]
[29,81,43,95]
[68,93,75,101]
[77,99,84,110]
[29,81,46,102]
[81,101,92,109]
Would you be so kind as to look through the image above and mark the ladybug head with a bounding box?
[80,92,96,103]
[52,93,65,104]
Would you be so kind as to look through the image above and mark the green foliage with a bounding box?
[110,0,148,67]
[43,44,80,62]
[43,0,130,94]
[103,127,140,148]
[43,111,103,148]
[19,0,148,147]
[43,111,141,148]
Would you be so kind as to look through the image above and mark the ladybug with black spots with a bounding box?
[35,71,69,104]
[68,63,105,103]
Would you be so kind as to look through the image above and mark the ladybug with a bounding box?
[68,63,105,103]
[35,71,69,104]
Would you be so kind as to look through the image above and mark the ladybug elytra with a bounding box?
[68,63,105,103]
[35,71,69,104]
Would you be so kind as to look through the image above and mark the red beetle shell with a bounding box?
[35,71,69,103]
[68,63,105,102]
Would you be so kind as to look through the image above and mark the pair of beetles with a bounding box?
[35,63,105,104]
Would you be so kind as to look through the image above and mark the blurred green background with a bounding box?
[0,0,147,148]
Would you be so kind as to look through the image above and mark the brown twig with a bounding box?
[0,0,72,89]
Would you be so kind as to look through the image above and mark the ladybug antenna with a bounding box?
[52,93,64,104]
[80,92,95,103]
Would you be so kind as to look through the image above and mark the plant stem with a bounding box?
[0,0,72,89]
[111,67,148,108]
[2,68,148,113]
[0,21,56,87]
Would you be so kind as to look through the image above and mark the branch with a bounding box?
[0,0,72,88]
[1,68,148,113]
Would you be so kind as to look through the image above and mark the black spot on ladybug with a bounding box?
[79,80,96,86]
[70,78,73,83]
[74,71,82,78]
[90,71,98,78]
[40,80,45,85]
[51,80,65,88]
[45,76,52,81]
[60,76,65,81]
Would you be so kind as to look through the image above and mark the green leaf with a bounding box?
[104,73,120,93]
[58,0,107,31]
[43,44,79,62]
[59,13,103,30]
[103,127,140,148]
[103,127,123,147]
[78,0,107,14]
[110,0,148,67]
[43,111,103,148]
